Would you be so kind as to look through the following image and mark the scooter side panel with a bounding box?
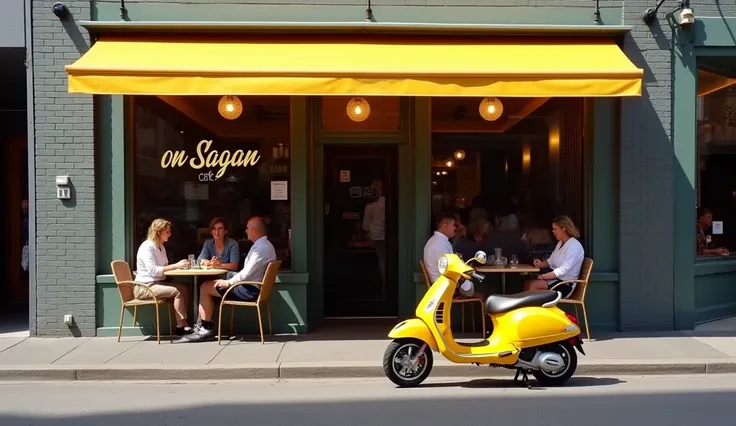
[493,306,580,348]
[388,318,439,352]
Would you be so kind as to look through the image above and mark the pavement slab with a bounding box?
[53,338,140,365]
[0,338,25,354]
[105,339,226,365]
[209,340,284,364]
[0,338,88,365]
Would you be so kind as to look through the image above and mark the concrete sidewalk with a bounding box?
[1,319,736,381]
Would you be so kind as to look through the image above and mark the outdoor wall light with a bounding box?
[52,2,70,20]
[347,97,370,122]
[641,0,694,27]
[218,95,243,120]
[479,97,503,121]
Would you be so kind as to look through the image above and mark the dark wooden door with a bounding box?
[323,145,398,317]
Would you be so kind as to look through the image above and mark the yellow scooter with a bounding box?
[383,250,585,388]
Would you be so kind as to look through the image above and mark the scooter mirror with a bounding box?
[474,251,487,264]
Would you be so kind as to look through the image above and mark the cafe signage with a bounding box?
[160,139,261,181]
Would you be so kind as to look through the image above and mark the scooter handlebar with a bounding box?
[470,271,485,282]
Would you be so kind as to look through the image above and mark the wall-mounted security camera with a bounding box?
[52,2,70,20]
[679,8,695,27]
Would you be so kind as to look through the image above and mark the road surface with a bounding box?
[0,375,734,425]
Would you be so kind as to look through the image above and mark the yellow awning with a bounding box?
[66,34,643,97]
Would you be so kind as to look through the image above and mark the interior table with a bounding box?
[163,268,228,319]
[475,264,540,294]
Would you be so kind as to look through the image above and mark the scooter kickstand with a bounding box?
[514,368,533,389]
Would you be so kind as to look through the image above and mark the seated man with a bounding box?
[187,216,276,340]
[424,213,484,299]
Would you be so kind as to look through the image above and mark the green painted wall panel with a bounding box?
[96,275,309,336]
[693,17,736,48]
[694,273,736,324]
[290,97,309,274]
[93,3,622,26]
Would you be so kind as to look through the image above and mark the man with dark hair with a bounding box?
[423,213,484,299]
[188,216,276,341]
[697,207,729,256]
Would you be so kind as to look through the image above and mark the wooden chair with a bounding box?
[420,260,486,337]
[110,260,174,344]
[550,257,594,342]
[218,260,282,345]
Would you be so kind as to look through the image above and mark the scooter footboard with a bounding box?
[388,318,439,352]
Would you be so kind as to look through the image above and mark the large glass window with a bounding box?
[430,97,585,263]
[132,95,292,270]
[696,62,736,257]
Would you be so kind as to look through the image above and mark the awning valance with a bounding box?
[66,35,643,97]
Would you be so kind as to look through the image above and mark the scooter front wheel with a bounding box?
[383,339,433,388]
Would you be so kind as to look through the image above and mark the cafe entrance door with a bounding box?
[323,145,398,318]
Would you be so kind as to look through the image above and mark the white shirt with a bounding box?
[135,239,168,285]
[362,196,385,241]
[226,236,277,286]
[423,231,473,293]
[547,237,585,284]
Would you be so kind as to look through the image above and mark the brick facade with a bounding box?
[31,0,720,335]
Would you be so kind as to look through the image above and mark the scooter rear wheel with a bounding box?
[383,339,433,388]
[531,341,577,386]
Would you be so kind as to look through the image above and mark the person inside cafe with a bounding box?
[523,215,584,299]
[187,216,277,341]
[363,178,386,284]
[697,207,730,256]
[134,218,193,335]
[197,217,241,279]
[424,213,484,299]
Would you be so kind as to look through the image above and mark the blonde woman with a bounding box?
[524,216,584,299]
[134,218,193,335]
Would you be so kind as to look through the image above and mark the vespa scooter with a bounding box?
[383,250,585,388]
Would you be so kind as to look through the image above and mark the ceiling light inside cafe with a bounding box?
[479,97,503,121]
[218,95,243,120]
[347,97,371,122]
[454,149,466,160]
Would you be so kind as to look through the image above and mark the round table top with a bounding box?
[163,268,229,277]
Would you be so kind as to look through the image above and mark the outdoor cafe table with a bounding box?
[476,264,540,294]
[163,267,228,317]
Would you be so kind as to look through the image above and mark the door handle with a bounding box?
[325,203,330,215]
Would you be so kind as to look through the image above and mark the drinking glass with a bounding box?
[187,254,195,269]
[510,254,519,268]
[501,256,508,267]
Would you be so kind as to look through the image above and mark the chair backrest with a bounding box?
[110,260,135,303]
[419,260,431,290]
[566,257,593,302]
[257,260,282,302]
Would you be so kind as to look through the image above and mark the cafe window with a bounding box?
[696,62,736,258]
[430,97,585,262]
[131,95,292,270]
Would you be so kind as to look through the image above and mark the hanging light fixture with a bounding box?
[479,97,503,121]
[218,95,243,120]
[454,149,466,161]
[346,97,371,122]
[445,159,454,168]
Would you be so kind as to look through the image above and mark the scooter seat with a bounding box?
[484,290,559,315]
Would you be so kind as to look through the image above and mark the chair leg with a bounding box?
[217,300,225,345]
[461,304,465,334]
[267,303,272,336]
[155,304,161,344]
[581,303,592,342]
[133,306,138,328]
[230,306,236,337]
[478,300,486,338]
[256,305,265,344]
[117,306,125,343]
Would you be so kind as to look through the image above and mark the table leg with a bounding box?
[502,273,506,294]
[193,276,199,322]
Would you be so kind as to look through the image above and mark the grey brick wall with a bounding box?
[32,0,95,336]
[34,0,726,334]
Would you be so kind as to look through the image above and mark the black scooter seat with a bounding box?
[484,290,559,315]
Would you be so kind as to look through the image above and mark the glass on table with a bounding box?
[186,254,195,269]
[510,254,518,268]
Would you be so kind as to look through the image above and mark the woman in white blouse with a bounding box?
[524,215,584,299]
[134,218,193,335]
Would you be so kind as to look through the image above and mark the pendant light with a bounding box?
[347,97,371,122]
[479,97,503,121]
[218,95,243,120]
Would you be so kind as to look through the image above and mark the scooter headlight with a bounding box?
[438,255,449,275]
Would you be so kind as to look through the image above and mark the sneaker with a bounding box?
[184,322,215,341]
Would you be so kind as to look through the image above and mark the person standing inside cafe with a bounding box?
[134,218,193,335]
[197,217,241,279]
[363,178,386,284]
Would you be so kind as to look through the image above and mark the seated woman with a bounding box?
[197,217,241,280]
[134,218,193,335]
[524,215,584,299]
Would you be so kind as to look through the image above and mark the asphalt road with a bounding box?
[0,375,734,425]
